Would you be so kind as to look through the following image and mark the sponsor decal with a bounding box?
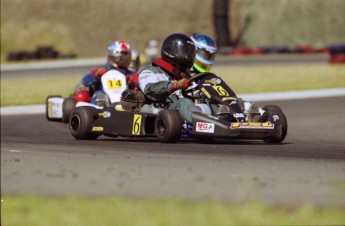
[229,100,237,105]
[196,122,215,133]
[230,122,274,129]
[204,78,222,85]
[163,51,174,58]
[139,74,150,80]
[107,79,123,89]
[206,114,219,120]
[233,113,245,118]
[98,111,111,118]
[92,126,104,131]
[222,97,237,101]
[132,114,142,135]
[273,115,280,121]
[212,85,229,96]
[200,87,211,98]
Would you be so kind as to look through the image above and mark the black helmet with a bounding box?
[161,33,196,72]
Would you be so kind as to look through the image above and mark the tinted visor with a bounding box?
[175,41,196,70]
[110,53,131,68]
[196,48,216,61]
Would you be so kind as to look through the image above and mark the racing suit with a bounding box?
[74,62,138,104]
[138,63,200,123]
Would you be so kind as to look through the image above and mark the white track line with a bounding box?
[1,88,344,116]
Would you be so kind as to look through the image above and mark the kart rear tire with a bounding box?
[155,109,182,143]
[62,97,76,123]
[262,105,282,112]
[260,110,288,144]
[46,95,62,121]
[69,107,99,140]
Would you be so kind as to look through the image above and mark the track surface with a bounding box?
[1,97,345,207]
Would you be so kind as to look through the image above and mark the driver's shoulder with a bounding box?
[139,64,165,75]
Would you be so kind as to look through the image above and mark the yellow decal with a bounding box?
[132,114,142,135]
[230,122,274,129]
[204,79,216,84]
[92,126,104,131]
[222,97,237,101]
[200,87,211,98]
[48,102,53,118]
[212,86,229,96]
[107,79,123,89]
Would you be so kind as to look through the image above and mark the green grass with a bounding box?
[1,64,344,107]
[1,75,80,107]
[212,63,345,93]
[2,195,345,226]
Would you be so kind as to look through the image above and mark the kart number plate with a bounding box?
[107,80,123,89]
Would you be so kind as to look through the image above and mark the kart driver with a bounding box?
[138,33,201,123]
[189,33,218,74]
[73,40,139,104]
[186,33,219,112]
[189,33,256,119]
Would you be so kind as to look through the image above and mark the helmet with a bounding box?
[74,90,91,103]
[148,39,158,48]
[129,49,141,72]
[107,40,132,69]
[161,33,196,72]
[190,34,217,72]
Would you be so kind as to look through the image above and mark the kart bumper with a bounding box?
[191,112,282,139]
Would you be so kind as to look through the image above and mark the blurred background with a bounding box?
[1,0,345,62]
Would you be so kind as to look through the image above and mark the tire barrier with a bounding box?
[329,44,345,64]
[228,45,329,56]
[7,46,77,61]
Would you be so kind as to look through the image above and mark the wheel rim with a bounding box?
[70,115,81,132]
[157,118,166,136]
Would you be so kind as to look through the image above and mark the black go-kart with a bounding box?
[69,72,288,143]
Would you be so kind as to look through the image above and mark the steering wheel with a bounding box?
[188,72,215,83]
[181,72,216,99]
[181,85,198,99]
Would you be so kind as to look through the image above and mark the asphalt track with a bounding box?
[2,96,345,207]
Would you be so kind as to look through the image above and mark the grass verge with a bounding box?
[1,64,344,107]
[2,195,345,226]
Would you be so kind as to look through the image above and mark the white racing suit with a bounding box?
[138,64,200,123]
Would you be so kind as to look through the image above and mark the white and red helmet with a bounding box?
[107,40,132,69]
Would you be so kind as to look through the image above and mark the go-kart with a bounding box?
[45,69,128,123]
[68,71,288,143]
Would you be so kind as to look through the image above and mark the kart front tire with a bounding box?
[262,105,282,112]
[69,107,99,140]
[260,110,288,144]
[62,97,76,123]
[155,109,182,143]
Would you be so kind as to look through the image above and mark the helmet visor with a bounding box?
[110,53,131,68]
[196,48,216,62]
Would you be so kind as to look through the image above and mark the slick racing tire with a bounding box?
[155,109,182,143]
[62,97,76,123]
[46,95,62,121]
[262,105,282,112]
[69,107,99,140]
[260,109,288,144]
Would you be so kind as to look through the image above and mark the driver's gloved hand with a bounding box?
[93,67,107,78]
[170,78,190,92]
